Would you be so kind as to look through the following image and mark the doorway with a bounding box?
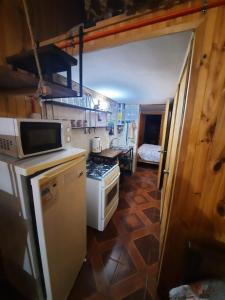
[68,31,193,300]
[144,115,162,145]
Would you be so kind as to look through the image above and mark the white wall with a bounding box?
[116,104,140,172]
[45,103,117,155]
[71,128,110,153]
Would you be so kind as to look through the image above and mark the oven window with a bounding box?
[20,122,62,155]
[106,184,118,207]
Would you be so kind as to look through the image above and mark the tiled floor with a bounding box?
[68,165,161,300]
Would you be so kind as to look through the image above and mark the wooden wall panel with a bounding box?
[53,1,205,56]
[0,0,40,118]
[29,0,84,42]
[0,96,33,118]
[158,7,225,298]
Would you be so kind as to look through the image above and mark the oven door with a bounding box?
[18,120,64,158]
[102,174,120,218]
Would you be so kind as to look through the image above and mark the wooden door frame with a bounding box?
[137,112,163,148]
[137,112,146,148]
[156,8,225,299]
[157,99,172,190]
[47,3,225,298]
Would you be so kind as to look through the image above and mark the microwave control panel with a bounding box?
[62,120,72,147]
[0,135,17,157]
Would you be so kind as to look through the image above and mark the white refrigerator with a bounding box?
[0,148,87,300]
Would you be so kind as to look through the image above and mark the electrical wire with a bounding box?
[22,0,46,105]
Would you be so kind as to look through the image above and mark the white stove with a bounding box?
[86,161,120,231]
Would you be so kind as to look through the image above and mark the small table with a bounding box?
[90,147,133,175]
[117,147,133,175]
[94,148,123,159]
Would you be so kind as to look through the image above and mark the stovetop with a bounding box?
[86,161,116,180]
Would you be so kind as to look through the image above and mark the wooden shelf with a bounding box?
[71,126,107,129]
[45,100,112,114]
[6,45,77,75]
[0,66,77,97]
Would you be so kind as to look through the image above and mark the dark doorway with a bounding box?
[144,115,162,145]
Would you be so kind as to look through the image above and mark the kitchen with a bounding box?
[1,1,225,300]
[0,31,190,300]
[0,24,189,300]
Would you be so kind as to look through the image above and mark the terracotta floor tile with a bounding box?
[134,235,159,265]
[118,198,130,210]
[102,245,124,262]
[95,221,118,242]
[102,246,136,284]
[143,207,160,224]
[111,260,136,284]
[68,261,97,300]
[133,195,148,205]
[148,190,161,201]
[122,288,153,300]
[120,213,145,232]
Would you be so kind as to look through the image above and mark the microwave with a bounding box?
[0,118,65,158]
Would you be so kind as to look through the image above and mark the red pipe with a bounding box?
[57,0,225,49]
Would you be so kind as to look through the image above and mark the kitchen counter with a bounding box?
[91,147,133,159]
[95,148,122,159]
[90,147,133,175]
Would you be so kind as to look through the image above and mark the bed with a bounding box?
[137,144,161,164]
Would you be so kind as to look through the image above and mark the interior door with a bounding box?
[31,157,86,300]
[138,113,146,147]
[159,39,193,259]
[157,99,173,190]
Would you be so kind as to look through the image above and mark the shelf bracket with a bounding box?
[79,25,83,97]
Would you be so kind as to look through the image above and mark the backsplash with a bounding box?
[71,128,110,154]
[44,100,118,155]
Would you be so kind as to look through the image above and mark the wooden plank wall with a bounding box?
[0,0,40,118]
[158,6,225,297]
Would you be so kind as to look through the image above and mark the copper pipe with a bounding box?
[57,0,225,49]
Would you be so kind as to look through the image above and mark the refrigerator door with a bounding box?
[31,157,86,300]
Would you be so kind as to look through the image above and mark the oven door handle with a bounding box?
[103,173,120,190]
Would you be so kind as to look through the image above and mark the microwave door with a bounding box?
[20,121,63,158]
[30,157,86,300]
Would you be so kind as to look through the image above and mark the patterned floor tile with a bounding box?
[134,195,148,205]
[118,197,130,210]
[102,246,136,284]
[95,221,118,242]
[148,190,161,201]
[68,166,161,299]
[143,207,160,224]
[122,288,153,300]
[134,234,159,265]
[121,213,145,232]
[67,261,97,299]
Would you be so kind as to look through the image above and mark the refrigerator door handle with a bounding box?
[78,171,84,177]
